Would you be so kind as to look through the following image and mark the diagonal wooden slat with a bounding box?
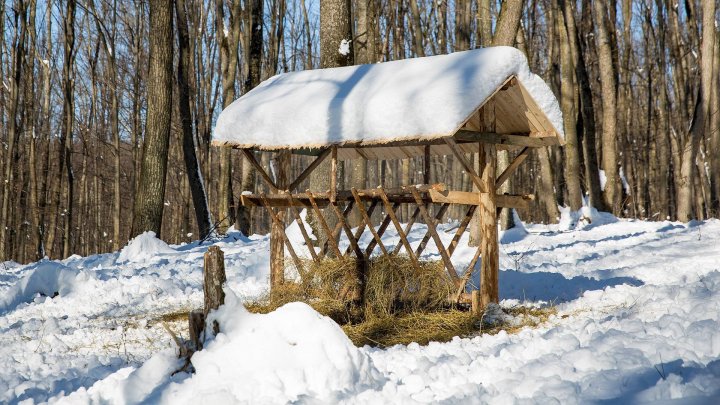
[282,191,319,262]
[287,148,332,192]
[365,202,400,257]
[448,205,477,257]
[453,246,482,303]
[345,200,379,256]
[377,188,420,269]
[392,206,421,255]
[320,200,355,258]
[327,201,363,258]
[495,147,529,188]
[306,190,343,258]
[351,189,388,256]
[414,204,449,257]
[444,137,484,192]
[241,149,279,192]
[409,188,460,285]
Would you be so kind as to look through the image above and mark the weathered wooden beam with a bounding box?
[424,145,431,184]
[495,147,529,189]
[240,149,279,192]
[322,200,355,258]
[428,189,534,209]
[287,148,331,192]
[453,246,481,304]
[479,143,499,308]
[455,130,560,147]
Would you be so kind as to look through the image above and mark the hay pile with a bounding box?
[245,256,555,347]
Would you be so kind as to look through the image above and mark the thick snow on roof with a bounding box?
[213,46,563,149]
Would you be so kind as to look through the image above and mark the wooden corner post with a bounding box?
[270,151,291,290]
[479,142,499,309]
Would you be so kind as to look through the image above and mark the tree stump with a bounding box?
[203,246,226,335]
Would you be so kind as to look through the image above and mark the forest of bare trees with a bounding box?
[1,0,718,264]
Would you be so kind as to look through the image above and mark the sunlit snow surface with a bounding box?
[2,213,720,404]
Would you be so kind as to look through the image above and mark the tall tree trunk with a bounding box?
[215,0,241,234]
[558,0,582,210]
[177,0,212,239]
[677,0,716,221]
[592,0,621,214]
[237,0,263,236]
[131,0,173,237]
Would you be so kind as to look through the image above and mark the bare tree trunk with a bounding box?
[131,0,173,237]
[592,0,621,214]
[557,0,582,210]
[177,0,212,239]
[677,0,715,221]
[237,0,263,236]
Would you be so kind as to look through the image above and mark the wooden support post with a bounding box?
[471,290,481,316]
[203,246,226,335]
[269,151,290,288]
[424,145,431,184]
[330,146,338,203]
[479,143,499,308]
[261,194,306,278]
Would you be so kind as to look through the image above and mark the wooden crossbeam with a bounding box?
[241,149,279,192]
[495,147,529,189]
[428,189,534,209]
[306,191,343,258]
[287,148,331,192]
[444,138,484,192]
[241,190,532,209]
[282,191,318,262]
[410,188,459,284]
[377,188,419,268]
[259,194,305,277]
[454,130,560,147]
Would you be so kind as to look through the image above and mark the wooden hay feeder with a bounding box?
[212,47,565,312]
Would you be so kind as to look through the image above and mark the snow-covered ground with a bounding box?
[2,210,720,404]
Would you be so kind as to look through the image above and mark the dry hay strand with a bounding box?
[343,310,477,348]
[363,255,454,320]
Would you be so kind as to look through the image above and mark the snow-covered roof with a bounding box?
[213,46,563,155]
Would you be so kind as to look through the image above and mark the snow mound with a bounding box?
[161,291,383,403]
[0,261,88,312]
[558,205,617,231]
[117,231,175,263]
